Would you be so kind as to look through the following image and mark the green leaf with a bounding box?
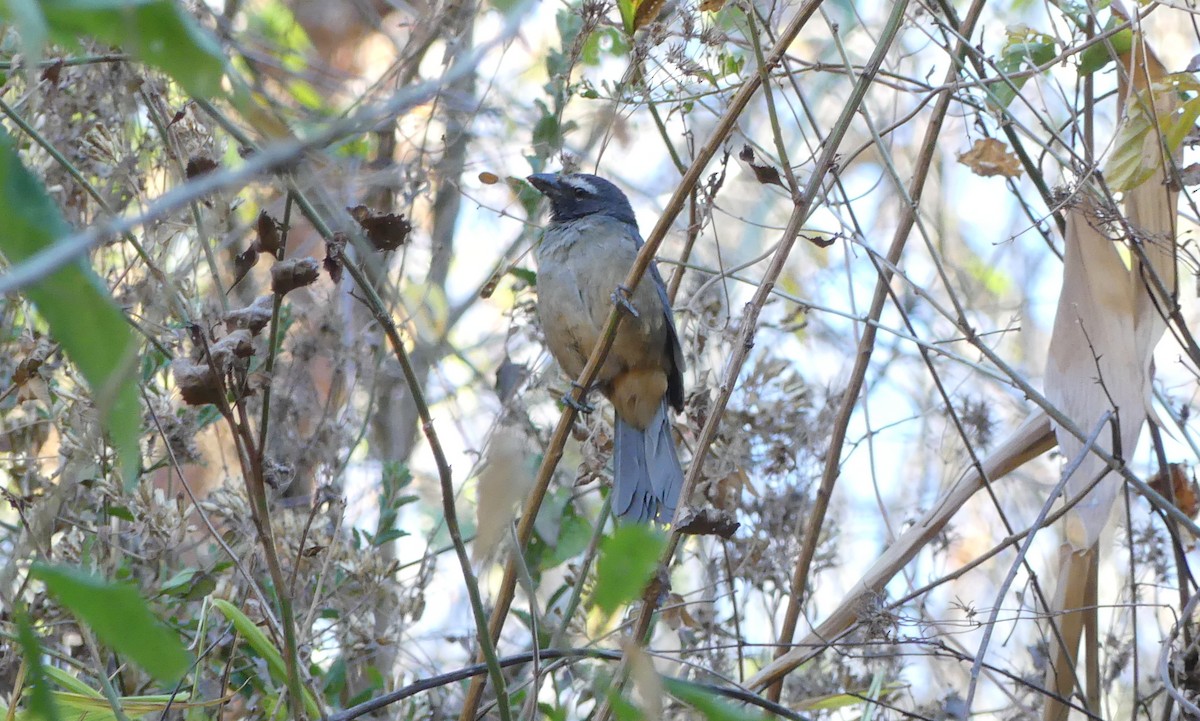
[617,0,636,35]
[158,567,215,600]
[538,703,568,721]
[1104,74,1200,192]
[42,664,102,697]
[546,512,593,568]
[103,505,135,522]
[322,657,347,697]
[0,127,141,489]
[508,266,538,287]
[592,524,666,614]
[795,679,907,711]
[24,0,226,98]
[608,690,643,721]
[718,51,745,79]
[990,25,1057,109]
[964,255,1013,296]
[372,528,409,545]
[1077,25,1132,76]
[664,679,765,721]
[374,462,413,547]
[31,563,192,683]
[210,599,322,717]
[16,609,62,721]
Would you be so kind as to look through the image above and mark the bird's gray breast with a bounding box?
[535,216,644,378]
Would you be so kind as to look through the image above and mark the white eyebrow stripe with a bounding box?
[563,176,597,195]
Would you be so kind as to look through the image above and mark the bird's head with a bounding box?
[527,173,637,226]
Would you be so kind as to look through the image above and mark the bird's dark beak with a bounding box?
[527,173,561,196]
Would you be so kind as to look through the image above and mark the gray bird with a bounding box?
[528,172,685,523]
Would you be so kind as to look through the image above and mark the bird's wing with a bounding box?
[633,226,686,412]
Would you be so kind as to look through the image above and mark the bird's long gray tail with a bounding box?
[613,400,683,523]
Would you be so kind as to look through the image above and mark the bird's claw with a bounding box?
[563,382,594,413]
[611,286,640,318]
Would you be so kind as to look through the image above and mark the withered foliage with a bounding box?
[4,2,1199,719]
[347,204,412,251]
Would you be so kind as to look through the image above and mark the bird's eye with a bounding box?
[572,186,586,198]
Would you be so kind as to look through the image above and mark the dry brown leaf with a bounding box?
[348,205,412,251]
[210,329,255,363]
[1047,196,1143,550]
[271,258,321,295]
[232,244,259,289]
[956,138,1022,178]
[479,267,503,299]
[676,508,739,538]
[699,0,726,11]
[12,336,54,386]
[257,210,282,255]
[473,425,535,561]
[661,592,700,630]
[478,171,500,184]
[185,155,218,179]
[738,144,786,187]
[1149,463,1199,519]
[224,296,274,336]
[17,376,51,406]
[324,232,348,283]
[624,640,664,721]
[172,358,222,406]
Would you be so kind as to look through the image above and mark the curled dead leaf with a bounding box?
[348,205,412,251]
[474,425,536,561]
[479,268,502,299]
[172,358,222,406]
[738,144,786,187]
[675,507,739,538]
[224,296,274,336]
[956,138,1022,178]
[232,245,259,289]
[1149,463,1199,521]
[13,336,54,386]
[41,59,64,86]
[324,232,348,283]
[185,155,218,179]
[257,210,282,255]
[661,592,700,630]
[210,329,255,364]
[271,258,321,296]
[478,171,500,184]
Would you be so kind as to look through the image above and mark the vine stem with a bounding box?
[589,5,911,719]
[456,1,829,717]
[0,10,524,297]
[193,330,310,719]
[329,648,812,721]
[766,0,984,700]
[963,413,1113,713]
[336,251,514,721]
[187,55,519,715]
[256,194,294,462]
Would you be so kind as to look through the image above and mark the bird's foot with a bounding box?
[563,382,595,413]
[611,286,640,318]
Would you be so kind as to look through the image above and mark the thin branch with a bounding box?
[458,1,829,716]
[768,0,982,698]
